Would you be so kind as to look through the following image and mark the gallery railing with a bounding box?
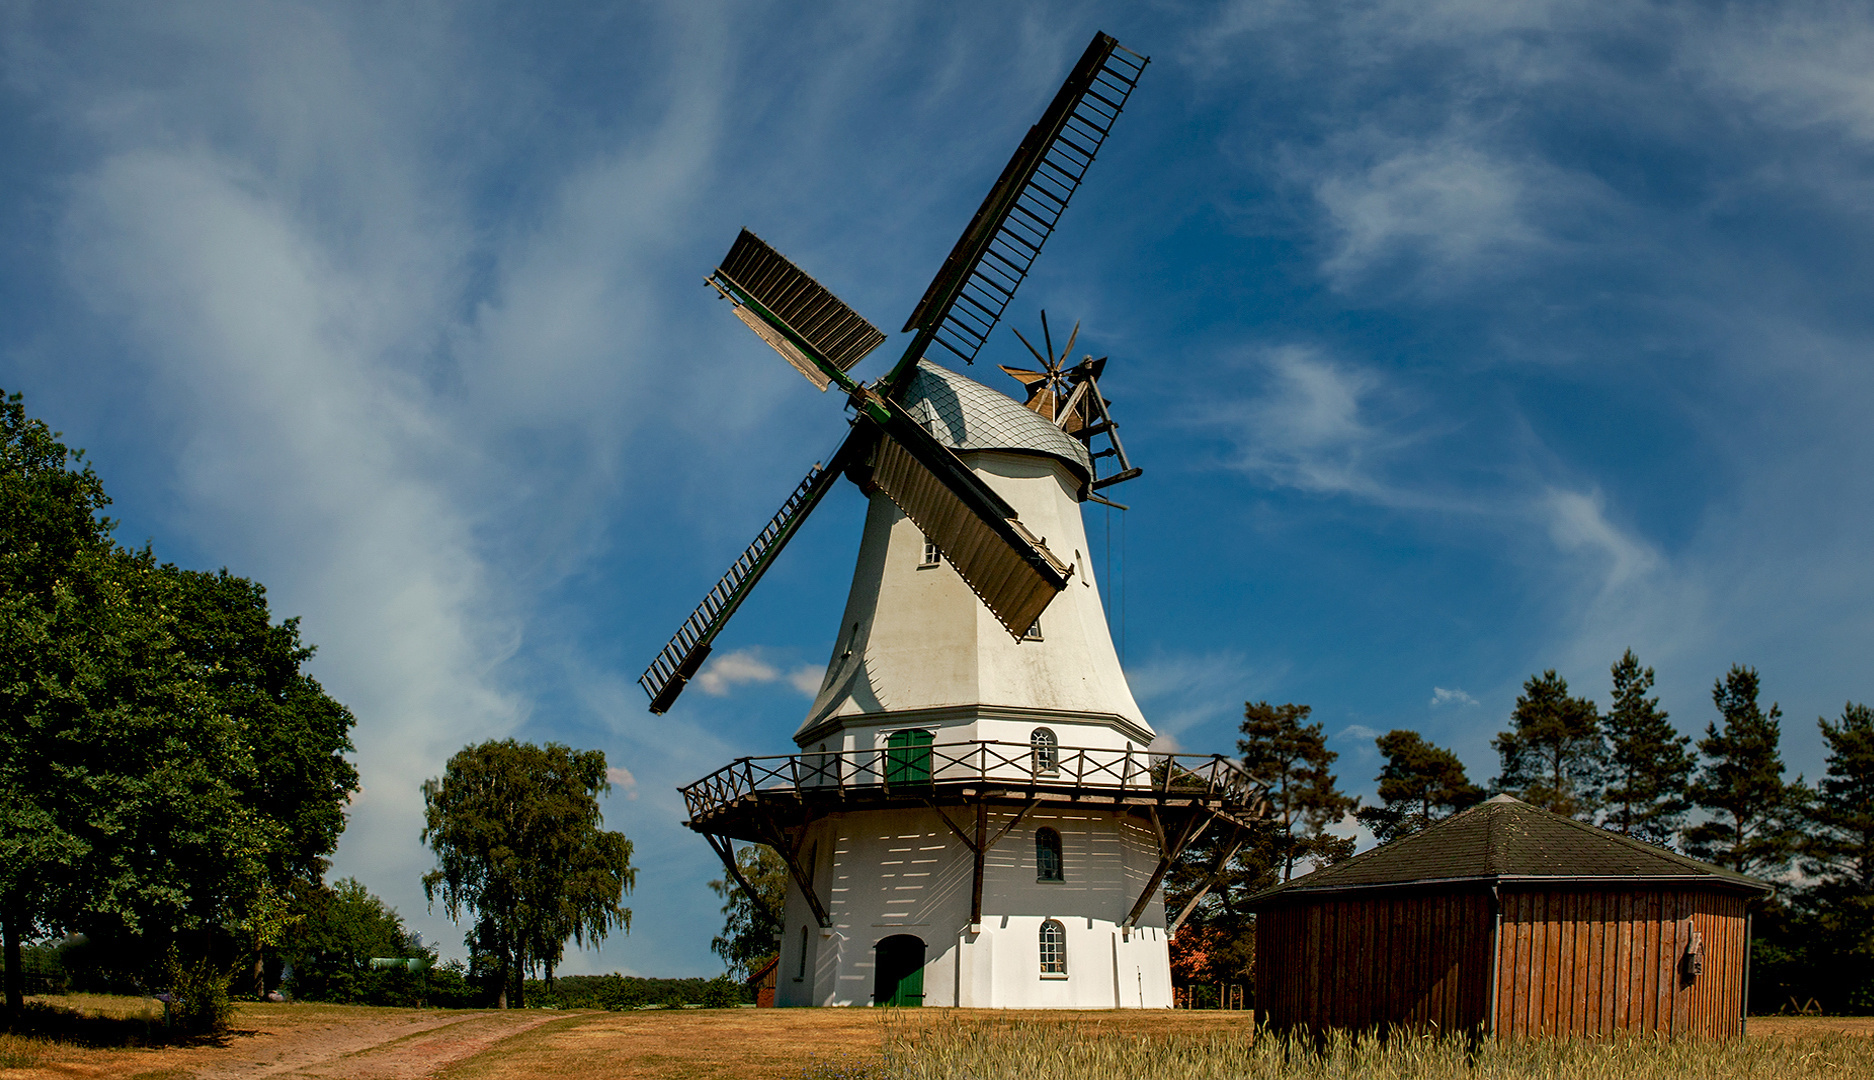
[679,740,1257,823]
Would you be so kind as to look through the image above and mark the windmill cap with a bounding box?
[902,360,1093,482]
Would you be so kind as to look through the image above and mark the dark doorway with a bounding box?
[874,934,927,1007]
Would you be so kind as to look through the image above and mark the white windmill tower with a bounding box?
[640,33,1263,1008]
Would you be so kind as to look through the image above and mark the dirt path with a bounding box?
[191,1008,564,1080]
[5,1005,1865,1080]
[2,1003,560,1080]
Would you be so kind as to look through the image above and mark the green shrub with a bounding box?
[425,959,487,1008]
[700,974,741,1008]
[165,954,234,1037]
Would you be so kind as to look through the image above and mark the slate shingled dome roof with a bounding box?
[901,360,1093,480]
[1248,794,1773,904]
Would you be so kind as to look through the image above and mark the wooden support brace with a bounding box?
[1124,804,1219,929]
[928,801,979,850]
[759,819,833,929]
[703,834,782,934]
[1166,824,1248,938]
[971,803,988,927]
[926,799,1038,928]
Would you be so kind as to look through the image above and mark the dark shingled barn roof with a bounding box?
[1248,795,1774,905]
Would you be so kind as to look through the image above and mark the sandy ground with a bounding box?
[437,1008,1264,1080]
[0,1002,558,1080]
[1,1002,1867,1080]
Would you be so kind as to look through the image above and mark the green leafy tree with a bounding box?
[1237,702,1356,881]
[3,393,294,1013]
[1684,665,1802,875]
[163,567,359,994]
[1601,650,1694,845]
[1491,670,1604,819]
[283,877,433,1004]
[422,740,636,1008]
[1,389,115,1014]
[1354,729,1484,843]
[708,844,786,981]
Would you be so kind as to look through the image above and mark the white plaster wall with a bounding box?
[797,450,1149,746]
[772,805,1172,1008]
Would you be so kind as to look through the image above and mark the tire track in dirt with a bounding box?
[189,1010,561,1079]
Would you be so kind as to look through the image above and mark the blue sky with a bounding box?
[5,2,1873,976]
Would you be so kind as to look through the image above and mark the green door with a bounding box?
[875,935,926,1006]
[884,729,933,788]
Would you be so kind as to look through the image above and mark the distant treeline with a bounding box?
[522,974,747,1010]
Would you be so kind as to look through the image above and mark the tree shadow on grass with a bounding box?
[5,999,239,1048]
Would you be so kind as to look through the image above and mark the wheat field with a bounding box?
[863,1015,1873,1080]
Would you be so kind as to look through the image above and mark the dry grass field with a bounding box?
[0,997,1868,1080]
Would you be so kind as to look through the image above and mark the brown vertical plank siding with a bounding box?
[1488,887,1750,1039]
[1254,884,1750,1038]
[1253,890,1492,1034]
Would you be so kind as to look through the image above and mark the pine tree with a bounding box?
[1237,701,1356,881]
[1491,670,1604,819]
[1793,702,1874,1012]
[1804,702,1874,893]
[1684,665,1800,876]
[1601,649,1694,845]
[1354,730,1484,844]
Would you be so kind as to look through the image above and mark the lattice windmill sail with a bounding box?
[641,32,1148,714]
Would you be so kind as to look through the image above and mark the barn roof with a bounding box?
[1248,795,1774,905]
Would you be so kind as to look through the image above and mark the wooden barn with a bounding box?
[1247,795,1773,1039]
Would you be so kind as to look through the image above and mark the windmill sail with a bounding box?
[639,438,858,713]
[715,230,885,390]
[899,33,1147,369]
[867,415,1072,638]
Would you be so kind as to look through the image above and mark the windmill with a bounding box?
[639,32,1150,714]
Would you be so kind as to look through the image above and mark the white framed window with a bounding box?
[1039,918,1066,976]
[1030,727,1058,776]
[1023,618,1043,641]
[920,534,941,567]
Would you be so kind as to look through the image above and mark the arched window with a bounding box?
[1039,919,1066,975]
[1035,827,1063,882]
[1030,727,1058,776]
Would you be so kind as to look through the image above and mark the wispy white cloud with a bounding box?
[1688,6,1874,145]
[605,766,639,801]
[1539,488,1660,592]
[27,1,730,970]
[1430,687,1480,707]
[694,647,822,699]
[1313,135,1549,288]
[1213,346,1412,502]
